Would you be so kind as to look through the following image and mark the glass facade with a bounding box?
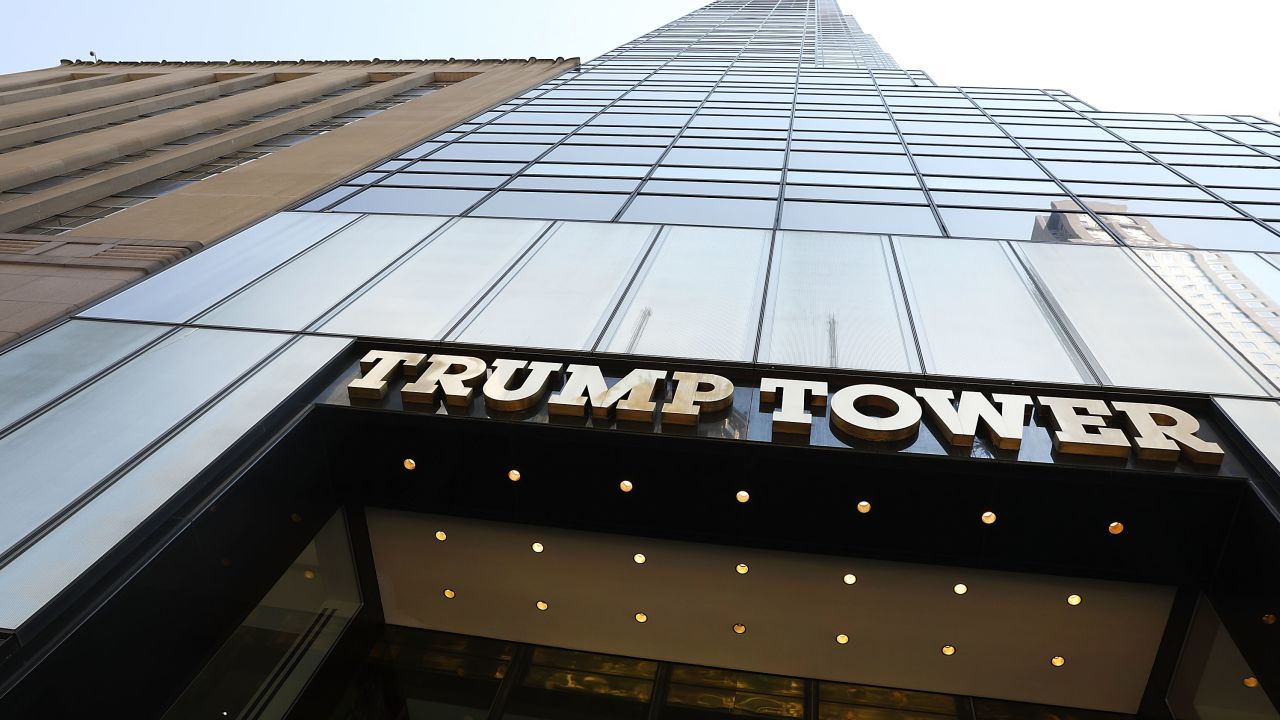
[1,1,1279,718]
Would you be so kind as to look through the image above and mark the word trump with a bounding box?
[349,351,1224,465]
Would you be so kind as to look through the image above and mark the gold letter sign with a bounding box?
[346,352,1225,465]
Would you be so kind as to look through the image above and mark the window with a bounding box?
[454,222,655,350]
[760,231,918,372]
[599,225,770,361]
[321,218,549,340]
[1100,215,1280,252]
[1018,242,1269,394]
[621,194,779,228]
[896,237,1089,383]
[940,208,1108,243]
[83,212,359,323]
[0,320,166,431]
[913,156,1048,179]
[331,187,487,215]
[473,191,630,221]
[781,201,940,236]
[0,327,290,562]
[197,215,447,331]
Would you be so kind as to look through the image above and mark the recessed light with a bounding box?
[942,645,956,656]
[435,530,447,541]
[836,634,849,645]
[635,612,648,623]
[843,573,857,585]
[1051,656,1066,667]
[443,588,456,599]
[620,480,634,492]
[1244,676,1260,688]
[1109,521,1124,535]
[981,511,997,525]
[733,623,746,634]
[508,469,521,482]
[736,490,750,503]
[303,570,316,580]
[736,563,749,575]
[1067,594,1082,606]
[953,583,968,595]
[1264,613,1277,625]
[634,553,646,564]
[857,500,871,514]
[403,458,416,471]
[536,601,549,611]
[532,542,544,553]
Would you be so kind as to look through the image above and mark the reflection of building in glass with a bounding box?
[1035,199,1280,384]
[1031,200,1113,244]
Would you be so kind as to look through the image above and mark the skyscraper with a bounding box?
[1,2,1279,719]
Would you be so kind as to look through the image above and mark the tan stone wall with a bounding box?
[0,58,576,345]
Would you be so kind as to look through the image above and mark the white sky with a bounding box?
[2,0,1276,120]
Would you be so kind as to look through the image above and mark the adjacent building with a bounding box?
[1,2,1279,719]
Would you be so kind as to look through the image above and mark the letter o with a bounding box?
[830,384,922,441]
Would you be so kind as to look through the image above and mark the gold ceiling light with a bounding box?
[856,500,871,514]
[443,589,456,599]
[1051,656,1066,667]
[1244,677,1260,688]
[843,573,857,585]
[733,623,747,634]
[981,511,997,525]
[1067,594,1082,606]
[953,583,968,595]
[1264,613,1277,625]
[403,458,416,471]
[302,570,316,580]
[736,490,751,503]
[736,563,749,575]
[635,612,648,623]
[836,634,850,645]
[508,469,522,482]
[620,480,634,492]
[941,645,956,656]
[434,530,447,542]
[1108,521,1125,535]
[532,542,545,553]
[536,601,549,611]
[634,553,647,564]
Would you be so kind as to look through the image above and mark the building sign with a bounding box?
[346,351,1225,466]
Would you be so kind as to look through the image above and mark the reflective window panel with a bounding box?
[82,212,359,323]
[0,327,289,566]
[1135,250,1280,387]
[599,225,770,361]
[780,201,941,235]
[1017,242,1269,395]
[1100,215,1280,252]
[896,237,1090,383]
[453,222,656,350]
[197,215,447,331]
[759,231,918,372]
[1215,398,1280,475]
[321,218,549,340]
[0,334,351,629]
[0,320,167,432]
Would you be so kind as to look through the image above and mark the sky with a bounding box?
[2,0,1277,121]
